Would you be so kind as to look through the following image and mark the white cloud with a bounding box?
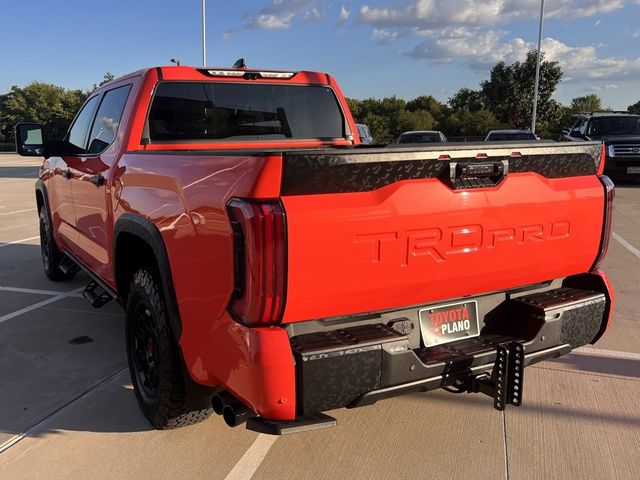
[301,8,324,24]
[372,28,401,43]
[633,30,640,39]
[229,0,320,33]
[357,1,640,84]
[251,13,297,29]
[359,1,631,29]
[586,83,619,92]
[407,29,640,83]
[595,19,602,26]
[339,6,350,22]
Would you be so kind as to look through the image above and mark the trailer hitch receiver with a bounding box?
[470,341,525,411]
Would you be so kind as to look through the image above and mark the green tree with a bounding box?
[92,72,115,91]
[443,108,504,136]
[481,51,563,130]
[448,88,485,112]
[394,110,436,137]
[0,82,88,144]
[628,100,640,114]
[568,94,603,113]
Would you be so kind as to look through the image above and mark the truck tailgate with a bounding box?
[280,143,605,322]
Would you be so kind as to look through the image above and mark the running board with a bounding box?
[58,255,80,276]
[246,413,337,435]
[82,280,114,308]
[63,252,118,308]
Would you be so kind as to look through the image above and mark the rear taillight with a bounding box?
[591,175,615,271]
[227,199,286,325]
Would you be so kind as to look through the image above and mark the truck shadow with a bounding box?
[416,388,640,429]
[0,166,40,179]
[544,352,640,379]
[613,179,640,188]
[0,243,155,441]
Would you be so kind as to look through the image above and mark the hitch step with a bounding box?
[82,280,114,308]
[246,413,337,435]
[471,341,525,411]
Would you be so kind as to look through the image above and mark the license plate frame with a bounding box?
[627,167,640,174]
[419,300,480,347]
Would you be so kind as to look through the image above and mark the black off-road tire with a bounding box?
[126,268,213,429]
[39,208,76,281]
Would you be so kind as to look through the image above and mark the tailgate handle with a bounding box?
[448,160,508,189]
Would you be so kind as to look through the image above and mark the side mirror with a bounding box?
[15,123,44,156]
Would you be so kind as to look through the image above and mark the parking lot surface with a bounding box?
[0,153,638,479]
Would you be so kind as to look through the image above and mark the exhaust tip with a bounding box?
[212,395,224,415]
[223,403,254,428]
[212,391,234,416]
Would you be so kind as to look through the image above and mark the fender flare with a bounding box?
[35,180,51,222]
[113,213,182,340]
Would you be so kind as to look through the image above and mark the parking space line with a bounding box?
[0,286,83,297]
[0,208,36,216]
[613,232,640,259]
[575,346,640,361]
[0,287,84,325]
[0,236,40,249]
[501,411,510,480]
[223,434,278,480]
[0,366,127,455]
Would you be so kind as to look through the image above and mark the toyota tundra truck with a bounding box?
[15,65,615,434]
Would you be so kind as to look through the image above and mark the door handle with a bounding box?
[62,170,73,180]
[89,175,105,186]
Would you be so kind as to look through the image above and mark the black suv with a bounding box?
[563,111,640,180]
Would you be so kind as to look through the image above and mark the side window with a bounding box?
[87,85,132,154]
[578,119,589,135]
[67,95,100,149]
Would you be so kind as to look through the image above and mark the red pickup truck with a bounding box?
[15,65,614,434]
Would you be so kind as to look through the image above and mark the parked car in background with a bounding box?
[356,123,373,144]
[393,130,447,144]
[485,130,539,142]
[562,111,640,180]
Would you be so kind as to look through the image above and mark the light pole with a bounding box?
[202,0,207,67]
[531,0,545,134]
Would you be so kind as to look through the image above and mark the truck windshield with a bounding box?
[588,116,640,136]
[147,82,345,142]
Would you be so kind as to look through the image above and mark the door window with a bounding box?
[67,95,100,149]
[87,85,132,154]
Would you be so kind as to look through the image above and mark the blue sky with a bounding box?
[1,1,639,109]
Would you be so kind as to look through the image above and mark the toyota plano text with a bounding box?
[15,64,614,434]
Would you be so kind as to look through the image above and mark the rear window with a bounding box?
[147,82,345,142]
[588,116,640,136]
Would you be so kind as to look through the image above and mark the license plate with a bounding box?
[419,300,480,347]
[627,167,640,174]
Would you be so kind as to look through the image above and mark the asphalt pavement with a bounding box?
[0,153,638,480]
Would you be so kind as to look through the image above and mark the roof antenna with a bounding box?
[170,58,180,66]
[233,58,246,69]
